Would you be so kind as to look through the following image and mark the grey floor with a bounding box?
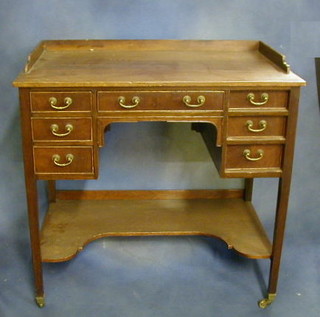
[1,1,320,316]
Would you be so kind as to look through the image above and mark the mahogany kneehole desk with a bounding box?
[13,40,305,308]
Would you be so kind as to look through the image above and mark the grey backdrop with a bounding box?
[0,1,320,316]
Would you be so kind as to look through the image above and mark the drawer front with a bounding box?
[225,145,283,169]
[229,91,288,109]
[98,91,224,111]
[30,91,92,112]
[227,116,286,138]
[34,147,94,175]
[31,118,92,142]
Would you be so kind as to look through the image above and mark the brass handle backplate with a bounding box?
[243,149,264,161]
[50,123,73,137]
[118,96,140,109]
[49,97,73,110]
[246,120,267,133]
[52,154,74,167]
[247,93,269,106]
[183,95,206,108]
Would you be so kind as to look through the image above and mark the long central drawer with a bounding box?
[98,91,225,112]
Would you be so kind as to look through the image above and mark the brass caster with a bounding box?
[35,296,45,308]
[258,293,276,309]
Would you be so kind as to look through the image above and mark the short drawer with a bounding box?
[30,91,92,112]
[31,118,93,142]
[227,116,286,138]
[229,91,288,109]
[33,146,94,175]
[98,91,224,111]
[225,145,283,170]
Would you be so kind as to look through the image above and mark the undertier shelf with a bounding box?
[40,198,272,262]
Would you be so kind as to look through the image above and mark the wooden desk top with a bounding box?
[13,40,305,88]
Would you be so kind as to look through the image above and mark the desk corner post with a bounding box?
[19,88,45,306]
[25,176,45,306]
[266,87,301,300]
[48,180,56,203]
[244,178,254,201]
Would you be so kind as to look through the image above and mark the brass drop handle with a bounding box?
[49,97,73,110]
[52,154,74,167]
[118,96,140,109]
[247,93,269,106]
[246,120,267,133]
[50,123,73,137]
[243,149,264,161]
[183,95,206,108]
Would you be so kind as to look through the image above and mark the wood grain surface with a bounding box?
[13,40,305,87]
[40,198,272,262]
